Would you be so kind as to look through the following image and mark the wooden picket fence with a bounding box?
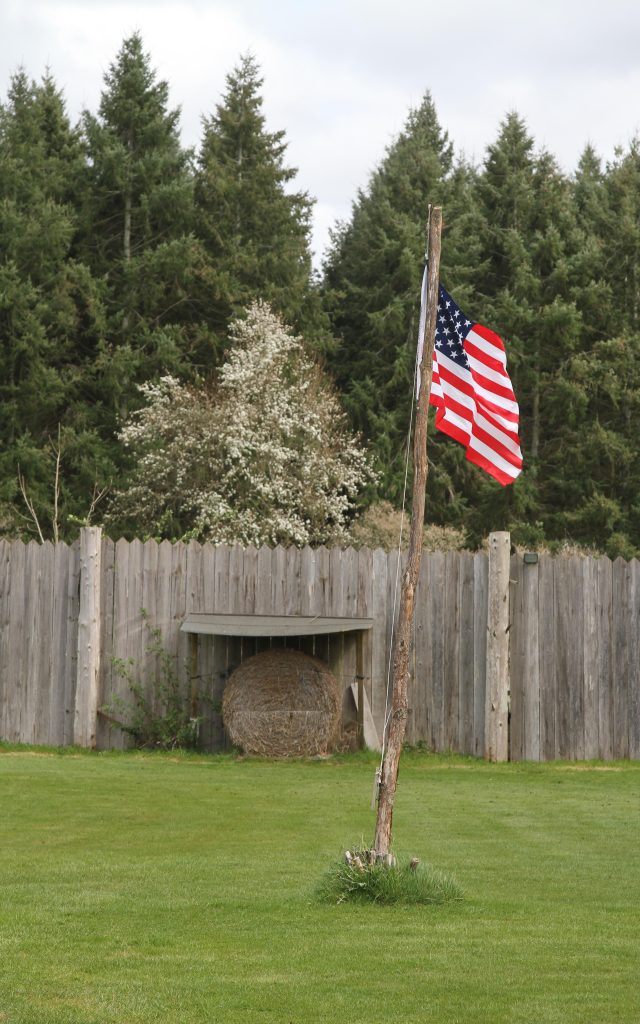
[0,530,638,760]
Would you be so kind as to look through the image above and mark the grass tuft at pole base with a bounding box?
[316,846,464,906]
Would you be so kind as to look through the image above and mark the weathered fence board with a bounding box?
[485,533,510,762]
[583,556,599,760]
[24,542,41,744]
[96,537,115,749]
[198,544,217,750]
[629,560,640,760]
[522,558,540,761]
[428,551,446,752]
[357,546,374,729]
[612,558,630,759]
[458,552,475,756]
[1,534,639,760]
[629,561,640,760]
[0,540,81,747]
[37,542,56,744]
[411,557,429,746]
[557,558,584,759]
[0,542,10,741]
[596,556,613,760]
[472,552,488,758]
[6,541,26,742]
[443,550,461,752]
[370,547,388,738]
[54,541,78,746]
[509,553,526,762]
[538,554,557,759]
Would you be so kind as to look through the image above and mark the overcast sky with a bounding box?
[2,0,639,264]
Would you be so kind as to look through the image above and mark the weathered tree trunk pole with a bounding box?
[373,206,443,858]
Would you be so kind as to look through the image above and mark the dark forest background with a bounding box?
[2,34,638,556]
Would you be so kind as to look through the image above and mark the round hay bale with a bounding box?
[222,648,341,757]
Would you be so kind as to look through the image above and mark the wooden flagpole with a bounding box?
[373,205,443,858]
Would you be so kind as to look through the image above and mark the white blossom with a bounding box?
[108,302,377,544]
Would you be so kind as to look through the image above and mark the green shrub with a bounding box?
[317,846,464,906]
[101,616,201,750]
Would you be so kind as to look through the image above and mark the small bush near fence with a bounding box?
[101,617,201,750]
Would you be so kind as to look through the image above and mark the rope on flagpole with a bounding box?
[375,205,432,790]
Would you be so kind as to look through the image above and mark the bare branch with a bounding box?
[17,467,45,544]
[85,481,110,526]
[52,424,62,545]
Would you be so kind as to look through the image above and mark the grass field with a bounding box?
[1,746,638,1024]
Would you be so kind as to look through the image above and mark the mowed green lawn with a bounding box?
[1,747,638,1024]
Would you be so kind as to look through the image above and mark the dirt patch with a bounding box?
[1,751,59,758]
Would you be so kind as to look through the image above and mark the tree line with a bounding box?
[1,33,638,556]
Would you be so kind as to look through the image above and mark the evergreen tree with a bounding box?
[571,145,614,344]
[78,34,212,393]
[601,140,640,336]
[539,142,640,557]
[542,334,640,557]
[462,113,584,546]
[322,93,475,505]
[0,71,111,538]
[80,33,193,274]
[195,54,325,349]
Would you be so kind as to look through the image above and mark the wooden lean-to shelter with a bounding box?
[180,613,380,754]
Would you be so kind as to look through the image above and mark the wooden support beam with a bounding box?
[485,531,511,762]
[74,527,102,747]
[189,632,199,720]
[356,630,365,749]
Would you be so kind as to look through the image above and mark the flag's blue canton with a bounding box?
[435,285,473,370]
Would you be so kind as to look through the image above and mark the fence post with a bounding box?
[485,531,511,761]
[74,526,102,747]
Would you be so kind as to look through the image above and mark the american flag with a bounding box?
[422,283,522,486]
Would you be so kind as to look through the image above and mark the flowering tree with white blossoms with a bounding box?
[108,301,376,545]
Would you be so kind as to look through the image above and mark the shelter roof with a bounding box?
[180,613,373,637]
